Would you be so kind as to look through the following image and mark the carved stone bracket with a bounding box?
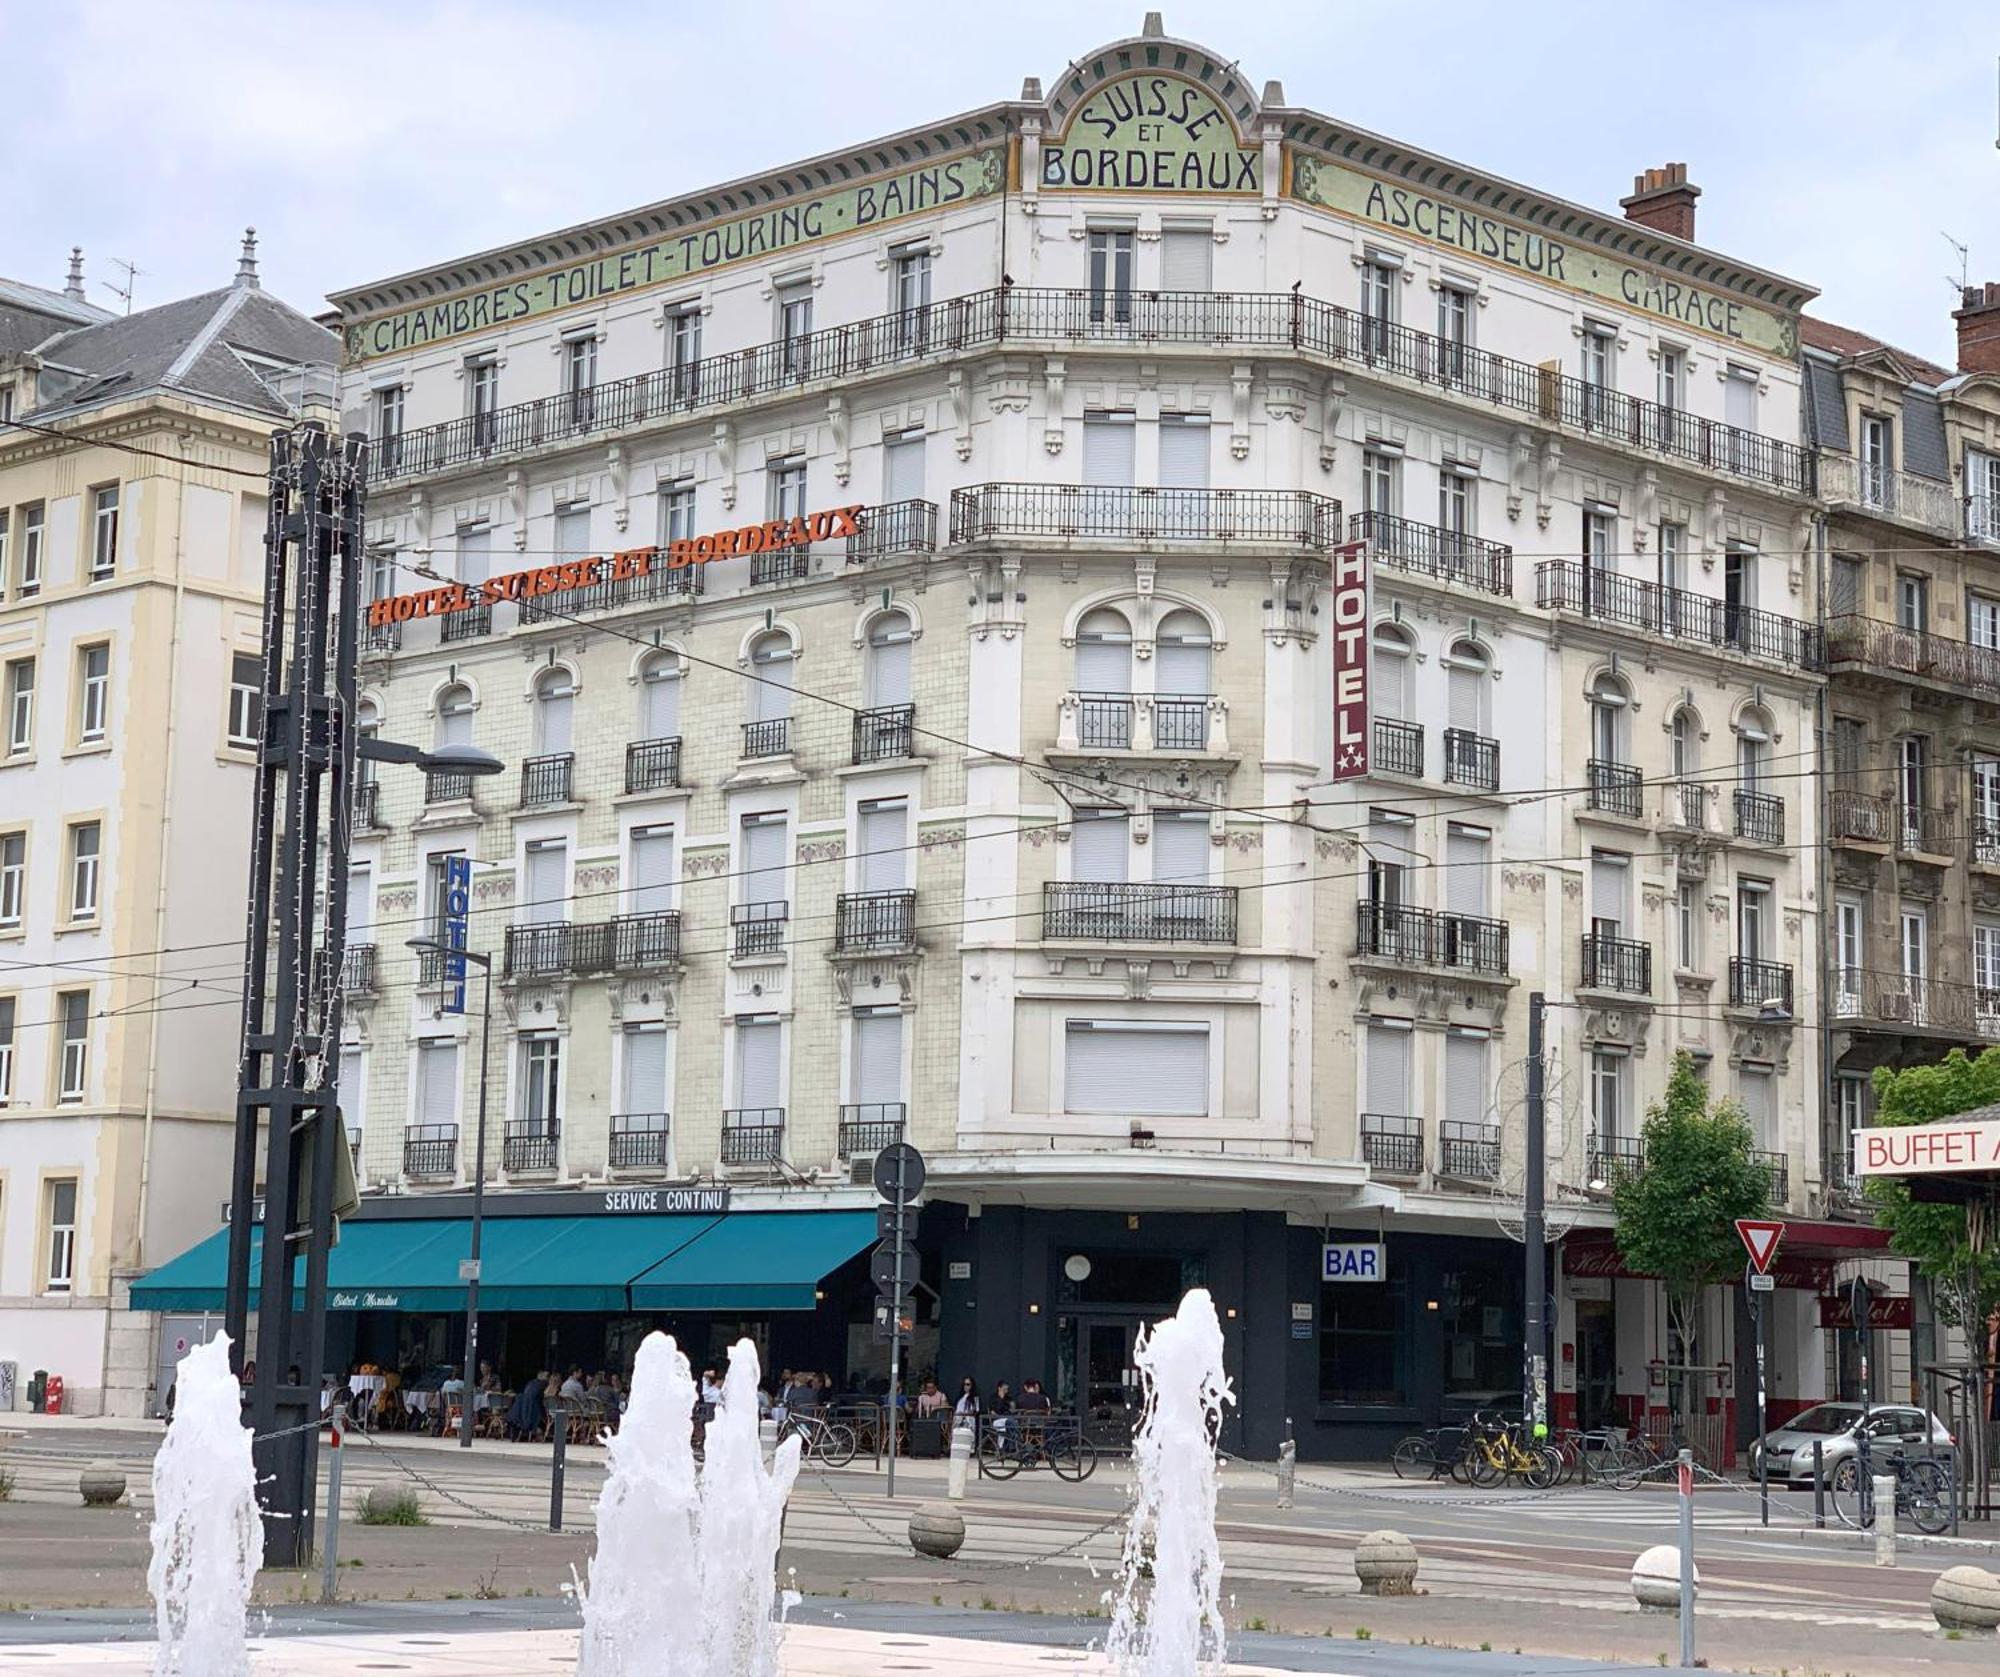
[828,396,850,486]
[1042,356,1066,455]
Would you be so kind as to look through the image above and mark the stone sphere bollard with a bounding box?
[78,1460,127,1507]
[1631,1544,1696,1612]
[909,1502,966,1560]
[1932,1565,2000,1632]
[1353,1529,1419,1596]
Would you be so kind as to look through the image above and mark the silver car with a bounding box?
[1748,1402,1954,1487]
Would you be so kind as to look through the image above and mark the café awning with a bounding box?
[628,1209,877,1311]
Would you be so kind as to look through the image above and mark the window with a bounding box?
[1676,881,1699,970]
[44,1178,78,1293]
[1437,283,1474,380]
[621,1022,669,1118]
[553,502,591,565]
[1973,756,2000,852]
[519,1035,560,1135]
[865,610,914,711]
[1437,467,1473,544]
[1861,414,1893,506]
[226,652,260,747]
[1157,413,1210,491]
[1081,409,1136,490]
[1832,716,1866,785]
[1836,1073,1867,1140]
[1443,822,1489,919]
[746,631,794,724]
[1830,553,1864,617]
[667,305,702,399]
[1975,919,2000,1000]
[1724,363,1758,440]
[1897,733,1930,838]
[1071,808,1129,884]
[856,797,910,893]
[1088,228,1134,325]
[89,485,119,580]
[1970,593,2000,652]
[533,666,575,756]
[733,1014,782,1109]
[1657,345,1685,412]
[76,643,109,743]
[1365,809,1412,910]
[1365,1017,1413,1121]
[435,682,474,748]
[424,849,466,942]
[1583,507,1615,587]
[658,481,697,545]
[1723,546,1757,648]
[0,383,11,421]
[769,458,808,523]
[639,650,682,739]
[1737,879,1770,962]
[1588,670,1628,762]
[1152,809,1209,887]
[6,656,34,754]
[68,822,100,921]
[57,991,88,1102]
[1590,1046,1628,1141]
[739,811,788,908]
[1154,611,1212,743]
[1445,640,1488,741]
[881,428,926,506]
[628,824,676,915]
[1901,904,1929,998]
[564,333,597,401]
[337,1046,364,1154]
[1589,849,1629,940]
[1063,1020,1209,1116]
[1161,225,1212,293]
[19,503,43,596]
[519,838,568,927]
[891,244,932,330]
[1360,448,1398,519]
[373,385,404,448]
[1658,522,1686,596]
[1444,1028,1490,1134]
[417,1038,459,1129]
[851,1005,905,1107]
[1834,897,1862,999]
[454,525,492,624]
[1739,1066,1775,1147]
[1360,254,1398,353]
[466,354,499,444]
[1970,449,2000,542]
[1074,608,1134,736]
[1669,708,1697,781]
[1896,572,1929,633]
[1737,711,1770,792]
[1370,625,1412,723]
[0,510,9,597]
[0,994,12,1105]
[1319,1266,1407,1406]
[777,282,814,379]
[1580,323,1615,418]
[0,832,21,927]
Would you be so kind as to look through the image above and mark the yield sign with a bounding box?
[1736,1218,1785,1275]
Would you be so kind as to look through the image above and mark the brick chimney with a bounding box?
[1953,283,2000,374]
[1620,163,1700,243]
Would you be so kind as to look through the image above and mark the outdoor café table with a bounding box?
[348,1372,385,1427]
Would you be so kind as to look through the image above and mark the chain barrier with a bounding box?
[1219,1448,1574,1512]
[348,1429,588,1538]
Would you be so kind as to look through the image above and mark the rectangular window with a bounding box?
[1658,521,1685,594]
[19,503,43,595]
[1969,593,2000,652]
[769,458,808,522]
[1739,1066,1775,1146]
[466,355,499,446]
[1157,413,1210,491]
[1897,572,1930,633]
[1443,822,1489,918]
[226,652,261,748]
[1081,410,1136,486]
[1063,1020,1209,1116]
[1365,1018,1413,1119]
[6,656,34,754]
[1360,254,1398,352]
[1974,920,2000,996]
[1590,1046,1628,1140]
[1657,345,1685,412]
[374,385,404,446]
[657,481,697,545]
[1736,879,1769,961]
[45,1178,78,1292]
[417,1038,459,1128]
[1361,449,1398,519]
[1590,849,1629,938]
[1970,449,2000,541]
[1899,734,1931,842]
[77,643,109,742]
[1160,226,1213,293]
[57,990,88,1102]
[89,485,119,579]
[740,811,788,906]
[777,283,814,378]
[892,243,932,317]
[629,824,676,915]
[68,822,100,921]
[520,1035,560,1135]
[337,1045,364,1153]
[1835,897,1864,996]
[621,1023,669,1116]
[851,1004,904,1106]
[1581,323,1615,395]
[1444,1028,1490,1133]
[0,994,12,1105]
[520,838,568,927]
[553,502,591,564]
[1724,363,1758,436]
[668,304,702,395]
[1832,717,1866,784]
[1831,553,1864,617]
[734,1014,783,1109]
[1152,809,1209,888]
[1676,881,1699,971]
[0,509,10,598]
[1088,228,1135,325]
[882,429,926,504]
[1836,1073,1867,1137]
[1319,1266,1407,1406]
[1438,467,1473,539]
[0,831,21,927]
[1437,283,1474,365]
[857,797,910,893]
[564,333,597,394]
[1070,808,1129,884]
[1861,414,1893,505]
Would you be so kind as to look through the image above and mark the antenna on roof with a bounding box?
[100,258,143,316]
[1944,231,1971,297]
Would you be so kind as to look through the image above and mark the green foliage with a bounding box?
[1864,1048,2000,1329]
[1613,1054,1771,1356]
[355,1485,426,1527]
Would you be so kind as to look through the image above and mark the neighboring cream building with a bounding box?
[0,242,336,1414]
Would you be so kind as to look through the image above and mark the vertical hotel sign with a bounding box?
[440,855,471,1015]
[1329,540,1371,781]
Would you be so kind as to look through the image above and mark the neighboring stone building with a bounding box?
[0,241,337,1414]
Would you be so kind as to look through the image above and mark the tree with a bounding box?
[1865,1047,2000,1334]
[1613,1053,1771,1424]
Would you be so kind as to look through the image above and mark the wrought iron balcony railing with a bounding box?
[834,889,916,954]
[1834,969,2000,1041]
[1151,695,1211,752]
[720,1111,785,1165]
[1373,717,1424,777]
[361,618,402,653]
[1041,880,1238,944]
[838,1103,907,1157]
[1829,788,1894,845]
[503,920,618,980]
[440,602,492,643]
[1665,779,1709,831]
[1898,804,1954,856]
[1443,728,1498,790]
[609,1113,672,1170]
[1355,902,1510,976]
[503,1122,559,1173]
[950,484,1343,548]
[1728,956,1794,1013]
[1075,691,1135,750]
[613,910,681,969]
[1971,495,2000,546]
[1752,1148,1790,1204]
[403,1124,457,1178]
[845,498,938,563]
[425,767,474,804]
[1819,453,1959,536]
[1439,1120,1501,1180]
[1349,510,1513,597]
[625,736,682,793]
[351,779,382,832]
[742,717,791,759]
[1825,613,2000,697]
[1361,1112,1424,1177]
[1536,561,1823,670]
[1586,758,1643,818]
[1974,816,2000,867]
[853,704,915,764]
[1587,1135,1645,1189]
[1581,933,1652,995]
[750,548,811,587]
[731,900,788,958]
[1733,788,1785,845]
[520,752,574,807]
[339,943,377,996]
[517,552,704,625]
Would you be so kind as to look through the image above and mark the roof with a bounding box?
[0,274,113,356]
[1801,315,1953,386]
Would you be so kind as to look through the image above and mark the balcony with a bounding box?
[1829,788,1894,846]
[1835,970,2000,1042]
[1373,718,1424,778]
[1536,562,1823,671]
[338,943,378,996]
[1355,902,1510,977]
[1439,1120,1501,1180]
[1586,758,1643,818]
[1973,816,2000,868]
[1664,780,1709,832]
[520,752,574,808]
[612,910,681,969]
[1826,614,2000,700]
[1752,1148,1790,1204]
[834,889,916,955]
[720,1111,785,1166]
[503,920,616,980]
[1361,1113,1424,1177]
[845,499,937,563]
[838,1103,907,1157]
[415,944,453,987]
[1733,788,1785,845]
[1041,880,1239,945]
[440,602,492,643]
[361,618,401,654]
[1728,956,1794,1014]
[731,901,788,958]
[950,484,1343,549]
[503,1122,559,1173]
[742,717,791,759]
[625,736,682,793]
[1581,933,1652,995]
[1074,692,1135,750]
[1588,1135,1645,1190]
[1820,454,1959,537]
[1443,729,1498,791]
[425,767,475,804]
[403,1124,457,1178]
[609,1113,672,1170]
[750,548,811,587]
[1898,804,1953,857]
[853,705,915,764]
[518,553,704,625]
[1349,510,1513,598]
[351,779,382,833]
[1151,695,1212,752]
[1972,495,2000,546]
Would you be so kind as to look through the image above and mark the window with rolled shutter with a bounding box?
[621,1024,668,1115]
[1447,660,1484,735]
[348,864,374,940]
[1152,810,1209,885]
[1158,415,1211,490]
[554,506,591,562]
[641,658,682,738]
[1445,1029,1488,1129]
[883,433,926,503]
[535,672,575,755]
[1083,412,1135,511]
[859,799,909,892]
[1831,555,1863,618]
[629,826,675,914]
[522,840,567,924]
[741,814,787,905]
[1063,1021,1208,1115]
[851,1007,904,1105]
[1161,228,1212,292]
[338,1047,365,1145]
[1071,809,1128,883]
[1738,1066,1774,1145]
[748,634,794,722]
[734,1016,782,1109]
[1155,613,1211,696]
[1365,1020,1412,1116]
[1372,631,1410,720]
[866,614,913,707]
[456,526,491,588]
[1445,824,1489,917]
[1590,851,1627,935]
[418,1039,459,1129]
[1075,611,1132,695]
[437,687,474,748]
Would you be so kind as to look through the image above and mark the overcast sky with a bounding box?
[2,0,1993,363]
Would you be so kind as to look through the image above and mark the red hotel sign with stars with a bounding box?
[1328,539,1371,781]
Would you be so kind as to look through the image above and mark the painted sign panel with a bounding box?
[1817,1294,1915,1331]
[599,1187,730,1215]
[345,148,1006,363]
[1043,73,1260,194]
[1290,153,1798,357]
[1328,539,1371,782]
[1321,1242,1385,1282]
[439,854,471,1016]
[1854,1119,2000,1176]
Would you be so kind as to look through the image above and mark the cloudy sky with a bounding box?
[3,0,1993,361]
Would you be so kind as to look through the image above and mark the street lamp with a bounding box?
[407,935,494,1449]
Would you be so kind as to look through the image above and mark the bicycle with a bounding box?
[1465,1412,1560,1489]
[1829,1449,1950,1536]
[780,1406,858,1468]
[1389,1424,1471,1482]
[976,1415,1097,1482]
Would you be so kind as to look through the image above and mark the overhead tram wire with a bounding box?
[0,415,272,479]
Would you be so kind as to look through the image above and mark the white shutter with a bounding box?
[883,433,926,503]
[859,799,909,892]
[438,694,473,747]
[750,641,793,722]
[554,507,592,562]
[347,864,374,940]
[1161,229,1212,292]
[1155,628,1210,696]
[1071,810,1128,883]
[1372,638,1409,720]
[1063,1021,1207,1116]
[866,622,913,707]
[419,1041,459,1128]
[742,815,787,904]
[1725,368,1757,431]
[622,1025,668,1113]
[1445,825,1488,917]
[1739,1069,1773,1145]
[457,527,491,586]
[523,840,567,924]
[338,1047,365,1143]
[1445,1030,1488,1129]
[1082,414,1135,485]
[629,827,675,914]
[1158,417,1211,490]
[1591,853,1627,931]
[642,666,682,738]
[1075,630,1131,694]
[1152,811,1209,885]
[735,1017,782,1108]
[1447,664,1483,734]
[1365,1022,1412,1115]
[852,1008,904,1105]
[537,687,574,755]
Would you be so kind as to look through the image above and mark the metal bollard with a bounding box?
[1812,1441,1825,1529]
[320,1404,346,1604]
[1873,1474,1896,1567]
[1676,1448,1695,1672]
[1276,1439,1296,1509]
[549,1402,568,1534]
[946,1420,972,1501]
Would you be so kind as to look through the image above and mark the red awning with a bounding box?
[1564,1220,1889,1289]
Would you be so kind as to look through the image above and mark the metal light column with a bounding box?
[460,958,493,1447]
[1524,991,1549,1436]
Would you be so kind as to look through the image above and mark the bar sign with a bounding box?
[1328,539,1371,782]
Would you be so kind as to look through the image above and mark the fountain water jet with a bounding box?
[695,1338,801,1677]
[1108,1288,1233,1677]
[147,1335,259,1677]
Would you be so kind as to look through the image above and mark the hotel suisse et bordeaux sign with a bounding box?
[1040,72,1261,194]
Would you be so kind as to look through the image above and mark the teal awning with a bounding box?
[132,1210,872,1315]
[629,1209,876,1311]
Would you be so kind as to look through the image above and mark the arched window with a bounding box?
[435,683,474,749]
[533,667,576,756]
[1371,624,1412,722]
[1669,707,1698,780]
[638,651,682,741]
[1588,671,1629,763]
[1736,707,1772,791]
[1075,608,1133,748]
[746,631,794,724]
[1445,640,1487,735]
[1154,610,1212,751]
[865,611,914,709]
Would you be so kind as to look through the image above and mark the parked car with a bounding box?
[1747,1402,1954,1486]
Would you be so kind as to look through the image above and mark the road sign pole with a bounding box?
[887,1159,903,1501]
[1749,1262,1769,1527]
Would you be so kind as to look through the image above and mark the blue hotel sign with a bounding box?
[440,854,471,1015]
